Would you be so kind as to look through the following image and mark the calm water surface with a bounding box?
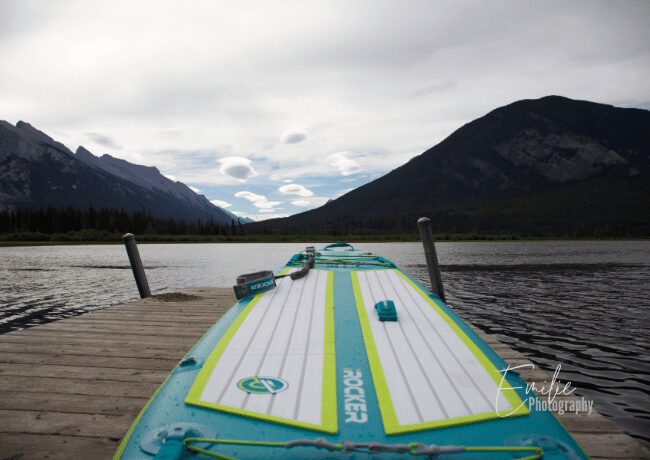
[1,241,649,447]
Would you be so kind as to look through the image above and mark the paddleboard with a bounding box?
[115,243,588,459]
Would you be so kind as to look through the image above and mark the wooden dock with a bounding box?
[0,288,648,459]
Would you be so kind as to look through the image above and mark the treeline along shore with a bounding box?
[0,206,646,245]
[0,206,244,239]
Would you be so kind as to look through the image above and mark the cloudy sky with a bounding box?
[1,0,649,220]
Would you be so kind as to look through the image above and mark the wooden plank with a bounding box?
[572,433,650,459]
[50,309,224,319]
[39,321,210,333]
[0,331,200,349]
[592,458,644,460]
[3,328,200,343]
[76,316,221,325]
[0,409,132,439]
[0,363,168,383]
[40,323,209,335]
[0,375,158,398]
[90,307,217,316]
[114,296,234,310]
[85,309,221,321]
[32,327,207,339]
[556,412,622,433]
[92,301,227,307]
[0,342,189,358]
[0,351,178,370]
[57,316,218,326]
[0,392,147,416]
[0,433,119,459]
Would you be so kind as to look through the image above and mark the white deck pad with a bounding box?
[186,269,337,433]
[352,269,528,434]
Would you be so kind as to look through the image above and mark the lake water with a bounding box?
[1,241,649,448]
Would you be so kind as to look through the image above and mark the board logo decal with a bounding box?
[237,376,289,395]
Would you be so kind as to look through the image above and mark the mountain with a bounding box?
[221,209,254,224]
[261,96,650,236]
[0,121,234,224]
[73,146,231,220]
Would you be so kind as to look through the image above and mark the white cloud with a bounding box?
[282,179,293,183]
[234,191,265,202]
[280,128,307,144]
[218,157,257,181]
[188,186,201,193]
[330,152,362,176]
[291,197,329,208]
[235,191,281,210]
[257,201,282,210]
[164,174,177,181]
[278,183,314,197]
[210,199,232,208]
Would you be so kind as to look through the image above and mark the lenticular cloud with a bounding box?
[218,157,257,180]
[330,152,361,176]
[278,183,314,197]
[280,128,307,144]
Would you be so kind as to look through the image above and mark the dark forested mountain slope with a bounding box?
[262,96,650,236]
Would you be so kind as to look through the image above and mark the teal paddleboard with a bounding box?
[115,243,588,459]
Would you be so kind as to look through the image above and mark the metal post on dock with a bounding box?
[417,217,446,302]
[122,233,151,298]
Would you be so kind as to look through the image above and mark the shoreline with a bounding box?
[1,235,649,247]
